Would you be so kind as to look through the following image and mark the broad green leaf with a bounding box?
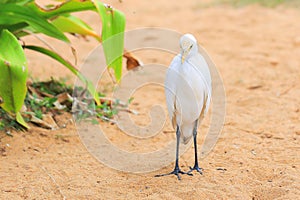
[0,22,28,34]
[0,0,33,5]
[26,0,96,19]
[0,4,69,43]
[16,111,29,129]
[0,29,29,128]
[51,14,101,41]
[94,2,126,81]
[26,0,126,82]
[24,45,100,105]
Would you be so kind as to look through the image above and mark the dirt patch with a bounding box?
[1,1,300,199]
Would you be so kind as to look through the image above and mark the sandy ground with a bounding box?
[1,0,300,199]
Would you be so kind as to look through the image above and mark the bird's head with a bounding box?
[179,34,198,64]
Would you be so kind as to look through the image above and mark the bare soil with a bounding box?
[1,0,300,199]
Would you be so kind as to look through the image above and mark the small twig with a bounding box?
[163,130,174,133]
[71,46,78,66]
[41,167,66,200]
[99,116,117,124]
[216,167,227,172]
[247,85,263,90]
[118,108,139,115]
[27,94,43,103]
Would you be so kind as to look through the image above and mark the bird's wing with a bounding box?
[189,53,212,118]
[165,55,181,129]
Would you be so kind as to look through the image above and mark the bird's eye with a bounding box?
[189,45,193,50]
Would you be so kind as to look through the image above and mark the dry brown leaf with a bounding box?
[27,83,54,98]
[123,51,143,71]
[56,92,73,104]
[30,114,58,130]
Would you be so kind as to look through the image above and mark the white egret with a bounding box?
[156,34,212,180]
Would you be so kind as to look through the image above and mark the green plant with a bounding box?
[0,0,126,129]
[0,107,26,131]
[31,78,73,96]
[96,101,118,120]
[26,79,72,117]
[0,29,29,128]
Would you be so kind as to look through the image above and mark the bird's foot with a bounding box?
[187,165,203,175]
[155,167,193,180]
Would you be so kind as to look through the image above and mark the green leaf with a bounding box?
[16,111,29,129]
[51,14,101,41]
[0,4,69,43]
[0,29,28,114]
[0,0,33,5]
[26,0,96,19]
[24,45,100,105]
[26,0,126,81]
[94,2,126,81]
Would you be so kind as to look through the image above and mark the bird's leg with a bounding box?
[155,126,192,180]
[187,119,203,175]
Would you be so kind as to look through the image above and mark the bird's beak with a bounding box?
[181,50,188,64]
[181,55,185,64]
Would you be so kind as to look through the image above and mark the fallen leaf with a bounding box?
[53,101,66,110]
[123,50,143,70]
[30,114,58,130]
[56,92,73,104]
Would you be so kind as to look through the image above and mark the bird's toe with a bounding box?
[155,168,192,180]
[188,165,203,175]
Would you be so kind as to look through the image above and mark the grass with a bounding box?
[0,79,71,132]
[31,78,73,97]
[0,108,25,132]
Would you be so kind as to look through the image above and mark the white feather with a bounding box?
[165,34,211,144]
